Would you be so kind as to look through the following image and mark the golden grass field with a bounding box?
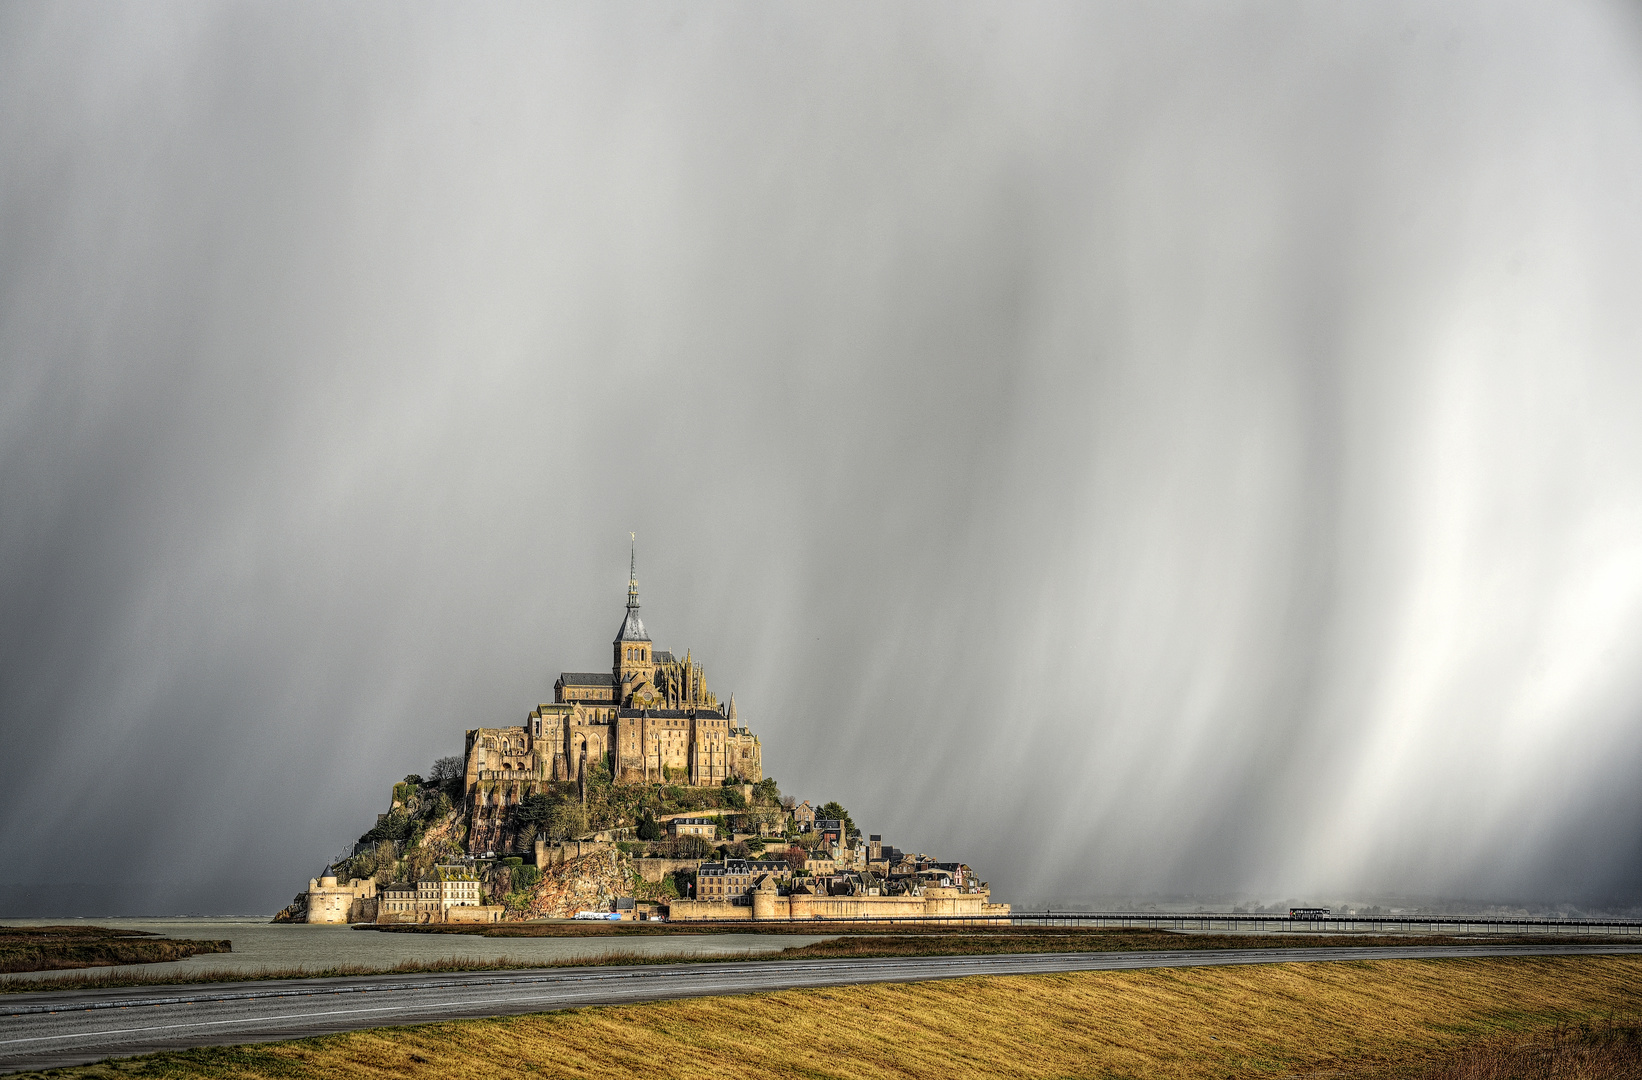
[24,956,1642,1080]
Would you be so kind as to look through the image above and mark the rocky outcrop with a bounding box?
[271,893,308,923]
[517,848,635,919]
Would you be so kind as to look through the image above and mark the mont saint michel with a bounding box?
[285,550,1007,926]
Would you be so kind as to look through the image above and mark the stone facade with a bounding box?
[668,883,1009,923]
[375,865,502,924]
[305,872,377,924]
[463,551,761,816]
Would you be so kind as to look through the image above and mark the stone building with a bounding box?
[376,865,501,924]
[669,816,717,839]
[463,548,761,814]
[668,880,1010,923]
[305,871,377,924]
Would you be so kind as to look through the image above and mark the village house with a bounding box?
[670,816,717,839]
[697,858,754,902]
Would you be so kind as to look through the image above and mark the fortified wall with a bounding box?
[667,883,1010,923]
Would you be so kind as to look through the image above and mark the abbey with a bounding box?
[462,550,762,812]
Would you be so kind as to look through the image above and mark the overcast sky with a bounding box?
[3,2,1641,915]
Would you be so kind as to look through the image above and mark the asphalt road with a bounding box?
[4,943,1639,1073]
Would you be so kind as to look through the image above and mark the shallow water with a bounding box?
[0,917,835,982]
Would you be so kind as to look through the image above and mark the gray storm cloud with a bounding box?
[2,1,1641,914]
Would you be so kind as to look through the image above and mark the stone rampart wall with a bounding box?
[668,891,1009,923]
[666,899,753,921]
[632,857,702,883]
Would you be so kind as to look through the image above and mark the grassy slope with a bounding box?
[24,956,1642,1080]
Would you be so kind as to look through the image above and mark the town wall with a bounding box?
[667,889,1008,923]
[665,899,754,921]
[631,857,702,883]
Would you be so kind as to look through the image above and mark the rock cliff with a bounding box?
[518,848,636,919]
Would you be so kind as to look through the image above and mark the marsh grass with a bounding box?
[0,949,750,994]
[16,956,1642,1080]
[0,927,229,975]
[3,927,1628,995]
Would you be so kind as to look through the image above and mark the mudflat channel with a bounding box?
[0,918,833,981]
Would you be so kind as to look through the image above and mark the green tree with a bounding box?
[358,809,416,847]
[548,801,586,841]
[637,811,662,842]
[817,801,855,837]
[513,792,555,829]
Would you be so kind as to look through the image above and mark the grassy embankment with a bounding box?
[5,926,1633,994]
[17,956,1642,1080]
[0,926,229,975]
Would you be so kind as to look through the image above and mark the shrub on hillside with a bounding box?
[358,809,416,847]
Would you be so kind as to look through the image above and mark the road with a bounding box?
[3,943,1639,1073]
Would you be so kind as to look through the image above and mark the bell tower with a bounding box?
[613,535,655,699]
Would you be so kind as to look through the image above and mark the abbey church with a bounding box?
[462,550,762,812]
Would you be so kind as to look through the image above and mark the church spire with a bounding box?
[614,533,650,645]
[628,533,639,610]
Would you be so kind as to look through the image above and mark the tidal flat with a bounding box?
[0,918,830,984]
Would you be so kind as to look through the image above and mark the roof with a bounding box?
[618,707,724,720]
[559,672,615,686]
[614,606,650,643]
[653,650,676,664]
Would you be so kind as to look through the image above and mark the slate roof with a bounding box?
[617,707,725,719]
[559,672,615,686]
[615,607,650,643]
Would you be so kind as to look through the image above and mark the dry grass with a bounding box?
[1404,1018,1642,1079]
[6,927,1615,995]
[20,956,1642,1080]
[4,927,1630,995]
[0,927,230,975]
[0,950,734,994]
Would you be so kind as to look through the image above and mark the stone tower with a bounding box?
[613,538,654,696]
